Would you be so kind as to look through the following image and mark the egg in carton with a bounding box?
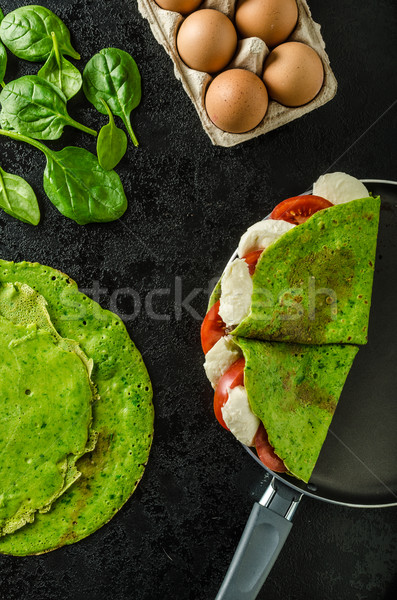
[137,0,337,147]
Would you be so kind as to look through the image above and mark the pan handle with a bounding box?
[215,477,302,600]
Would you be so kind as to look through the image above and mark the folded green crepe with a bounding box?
[235,338,359,483]
[232,197,380,344]
[0,280,95,372]
[204,197,379,482]
[0,260,154,556]
[0,313,94,536]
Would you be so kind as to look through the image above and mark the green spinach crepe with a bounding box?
[202,195,380,482]
[0,259,154,555]
[232,197,380,344]
[0,312,95,536]
[235,338,359,483]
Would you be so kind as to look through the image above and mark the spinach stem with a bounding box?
[0,128,51,157]
[69,118,97,137]
[100,97,115,126]
[122,115,139,147]
[0,81,5,88]
[0,128,93,177]
[68,48,81,61]
[51,31,62,71]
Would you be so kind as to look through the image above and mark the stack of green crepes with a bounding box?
[0,260,154,555]
[207,196,381,483]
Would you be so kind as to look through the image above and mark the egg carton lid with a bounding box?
[137,0,337,147]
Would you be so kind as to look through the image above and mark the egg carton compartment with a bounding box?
[137,0,337,147]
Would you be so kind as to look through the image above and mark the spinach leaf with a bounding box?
[43,146,127,224]
[0,75,96,140]
[0,129,127,225]
[38,32,82,100]
[0,5,79,62]
[97,98,127,171]
[83,48,141,147]
[0,41,6,86]
[0,165,40,225]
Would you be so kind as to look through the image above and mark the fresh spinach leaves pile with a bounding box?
[0,4,142,225]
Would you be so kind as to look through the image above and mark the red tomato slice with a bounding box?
[242,249,263,276]
[214,358,245,430]
[271,195,333,225]
[201,300,226,354]
[255,423,287,472]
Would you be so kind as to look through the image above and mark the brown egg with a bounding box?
[235,0,298,47]
[262,42,324,106]
[205,69,268,133]
[154,0,202,15]
[176,9,237,74]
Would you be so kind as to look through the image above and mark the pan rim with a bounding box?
[244,445,397,508]
[238,178,397,509]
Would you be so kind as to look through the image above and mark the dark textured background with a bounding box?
[0,1,396,599]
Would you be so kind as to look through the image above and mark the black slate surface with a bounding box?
[0,1,396,599]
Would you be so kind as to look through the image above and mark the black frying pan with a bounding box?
[216,180,397,600]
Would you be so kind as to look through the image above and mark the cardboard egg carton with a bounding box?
[137,0,337,147]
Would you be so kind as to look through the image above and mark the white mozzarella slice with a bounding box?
[313,172,369,205]
[221,385,260,447]
[237,219,295,258]
[219,259,253,328]
[204,336,242,389]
